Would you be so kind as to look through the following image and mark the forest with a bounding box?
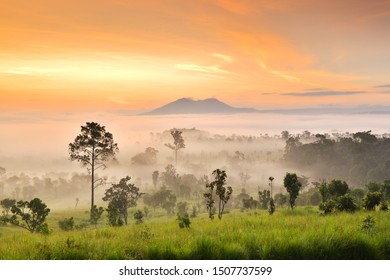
[1,123,390,259]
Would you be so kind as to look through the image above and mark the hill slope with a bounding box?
[141,98,258,115]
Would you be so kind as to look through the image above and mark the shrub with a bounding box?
[362,192,382,211]
[268,198,275,215]
[361,215,375,233]
[58,217,75,231]
[106,203,123,226]
[190,205,198,218]
[319,199,335,215]
[380,201,388,212]
[7,198,50,233]
[336,194,358,213]
[143,206,149,218]
[90,205,104,226]
[134,210,144,224]
[177,213,191,228]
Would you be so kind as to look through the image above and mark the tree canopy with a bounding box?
[283,173,302,209]
[102,176,142,225]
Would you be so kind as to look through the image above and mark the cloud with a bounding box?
[258,61,299,81]
[212,53,234,63]
[375,84,390,88]
[2,67,72,76]
[2,69,30,75]
[283,90,366,96]
[175,64,231,75]
[108,97,129,105]
[305,88,329,91]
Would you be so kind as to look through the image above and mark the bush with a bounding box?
[58,217,75,231]
[362,192,382,211]
[336,194,358,213]
[90,205,104,226]
[75,221,89,230]
[143,206,149,218]
[134,210,144,224]
[319,199,335,215]
[0,215,7,226]
[380,201,388,212]
[177,213,191,228]
[361,215,375,233]
[191,205,198,218]
[106,203,123,227]
[7,198,50,233]
[268,198,275,215]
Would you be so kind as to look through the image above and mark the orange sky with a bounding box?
[1,0,390,111]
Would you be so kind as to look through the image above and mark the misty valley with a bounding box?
[1,123,390,260]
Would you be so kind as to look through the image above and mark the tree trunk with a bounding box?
[91,148,95,220]
[124,208,128,225]
[175,146,178,168]
[218,199,223,219]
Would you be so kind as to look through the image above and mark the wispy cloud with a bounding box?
[375,84,390,88]
[305,88,329,91]
[258,61,299,82]
[283,90,366,97]
[175,64,231,75]
[2,67,72,76]
[108,97,129,105]
[2,69,31,75]
[212,53,234,63]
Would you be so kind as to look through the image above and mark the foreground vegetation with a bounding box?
[1,207,390,260]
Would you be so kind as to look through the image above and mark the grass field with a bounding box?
[1,207,390,260]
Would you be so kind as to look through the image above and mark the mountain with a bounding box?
[141,98,259,115]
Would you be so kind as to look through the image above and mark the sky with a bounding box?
[1,0,390,112]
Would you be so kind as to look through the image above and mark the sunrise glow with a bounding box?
[1,0,390,111]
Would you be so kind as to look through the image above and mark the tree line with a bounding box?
[284,130,390,186]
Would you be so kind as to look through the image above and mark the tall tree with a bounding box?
[268,176,274,197]
[69,122,118,218]
[268,176,275,215]
[165,130,185,167]
[283,173,302,209]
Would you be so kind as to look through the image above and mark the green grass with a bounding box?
[1,207,390,259]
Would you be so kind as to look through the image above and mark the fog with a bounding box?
[1,111,390,209]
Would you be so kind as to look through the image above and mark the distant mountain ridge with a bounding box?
[141,98,259,115]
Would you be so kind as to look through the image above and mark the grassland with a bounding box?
[1,207,390,260]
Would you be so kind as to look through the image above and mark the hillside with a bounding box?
[141,98,258,115]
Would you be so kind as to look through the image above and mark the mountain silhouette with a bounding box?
[141,98,258,115]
